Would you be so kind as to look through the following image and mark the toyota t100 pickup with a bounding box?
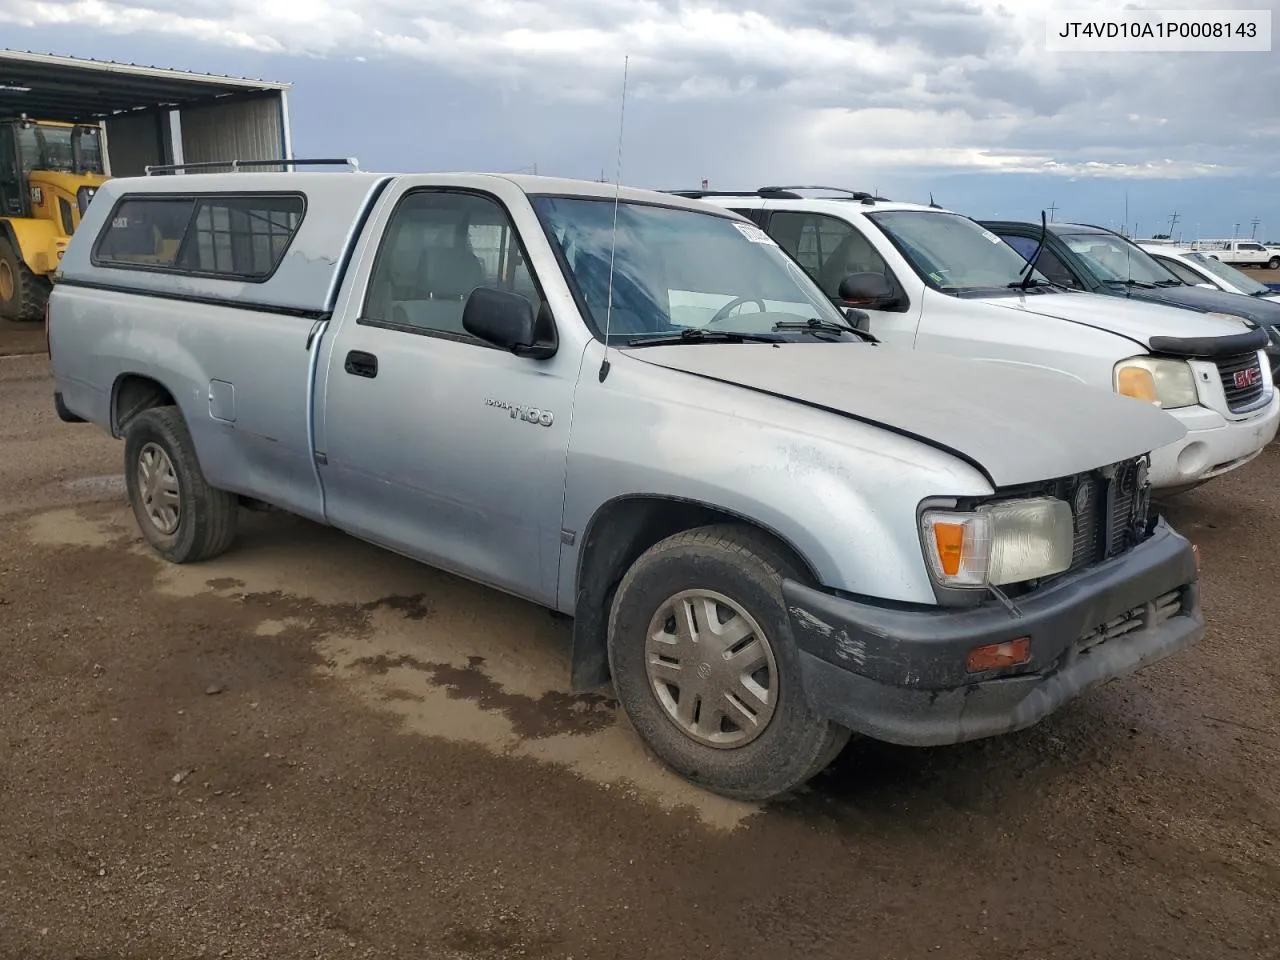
[48,169,1203,800]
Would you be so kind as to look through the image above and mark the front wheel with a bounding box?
[123,406,240,563]
[607,525,849,801]
[0,237,50,321]
[1268,256,1280,270]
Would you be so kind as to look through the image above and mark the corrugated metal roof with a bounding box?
[0,49,291,122]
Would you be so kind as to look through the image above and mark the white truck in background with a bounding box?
[1189,239,1280,270]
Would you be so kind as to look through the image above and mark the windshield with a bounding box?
[529,196,855,343]
[1059,233,1173,285]
[15,123,105,175]
[1183,251,1272,295]
[865,210,1049,292]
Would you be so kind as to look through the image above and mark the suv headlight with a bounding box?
[1114,356,1198,409]
[920,496,1074,588]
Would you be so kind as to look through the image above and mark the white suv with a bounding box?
[677,186,1279,494]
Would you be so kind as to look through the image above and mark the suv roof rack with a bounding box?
[663,185,890,204]
[144,157,362,176]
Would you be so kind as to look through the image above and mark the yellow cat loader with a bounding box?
[0,116,108,320]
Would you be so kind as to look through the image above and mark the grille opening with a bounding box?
[1077,589,1184,655]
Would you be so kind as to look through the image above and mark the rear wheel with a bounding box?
[0,237,50,321]
[123,406,240,563]
[607,524,849,801]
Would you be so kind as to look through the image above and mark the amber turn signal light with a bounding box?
[966,637,1031,673]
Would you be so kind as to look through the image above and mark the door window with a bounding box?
[362,190,541,340]
[1154,256,1209,286]
[994,233,1081,288]
[767,211,893,300]
[0,124,22,216]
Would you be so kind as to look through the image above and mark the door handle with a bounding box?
[344,350,378,378]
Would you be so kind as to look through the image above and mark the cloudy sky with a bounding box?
[2,0,1278,238]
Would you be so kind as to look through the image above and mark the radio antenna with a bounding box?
[597,54,630,383]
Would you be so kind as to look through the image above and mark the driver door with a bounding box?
[761,209,921,349]
[0,124,24,217]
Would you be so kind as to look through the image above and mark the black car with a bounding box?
[981,219,1280,376]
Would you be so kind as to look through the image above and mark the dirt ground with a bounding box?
[1,325,1279,960]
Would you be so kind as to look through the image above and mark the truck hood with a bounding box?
[622,342,1186,488]
[970,289,1259,347]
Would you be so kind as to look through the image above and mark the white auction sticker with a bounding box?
[732,221,777,245]
[1045,9,1271,51]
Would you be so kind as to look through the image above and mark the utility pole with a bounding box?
[1251,217,1260,238]
[1169,210,1180,236]
[1047,200,1059,222]
[1234,222,1240,238]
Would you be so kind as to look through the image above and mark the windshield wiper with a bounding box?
[1017,209,1050,291]
[1105,278,1158,289]
[623,329,780,348]
[772,317,879,343]
[1153,279,1184,287]
[1006,278,1056,289]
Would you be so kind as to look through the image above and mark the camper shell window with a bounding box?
[91,192,307,282]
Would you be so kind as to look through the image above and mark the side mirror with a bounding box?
[837,271,895,308]
[843,307,871,332]
[462,287,557,359]
[1196,282,1216,289]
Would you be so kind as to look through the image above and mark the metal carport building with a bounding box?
[0,49,293,175]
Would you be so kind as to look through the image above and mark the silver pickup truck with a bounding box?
[47,169,1202,800]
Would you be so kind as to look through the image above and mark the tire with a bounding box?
[123,406,239,563]
[1268,256,1280,270]
[0,236,50,321]
[607,524,850,801]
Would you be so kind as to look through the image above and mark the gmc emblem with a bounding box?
[1233,367,1260,389]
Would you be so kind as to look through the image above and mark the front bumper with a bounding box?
[783,520,1203,747]
[1149,390,1280,488]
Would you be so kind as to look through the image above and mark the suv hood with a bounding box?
[623,343,1185,488]
[972,289,1258,347]
[1113,282,1280,325]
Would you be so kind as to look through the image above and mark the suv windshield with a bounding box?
[529,196,857,343]
[1059,233,1174,286]
[1185,251,1272,295]
[15,123,105,175]
[865,209,1049,293]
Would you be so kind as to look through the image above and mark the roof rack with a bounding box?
[144,157,361,176]
[663,185,890,204]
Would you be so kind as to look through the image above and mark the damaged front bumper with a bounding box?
[782,519,1203,747]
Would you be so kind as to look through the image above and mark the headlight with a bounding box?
[920,496,1074,588]
[1113,356,1198,409]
